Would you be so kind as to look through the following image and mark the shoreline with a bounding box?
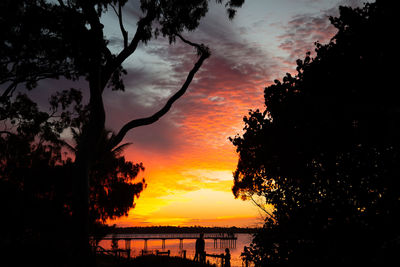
[110,226,259,235]
[98,254,217,267]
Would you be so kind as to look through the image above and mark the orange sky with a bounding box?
[105,60,269,227]
[99,0,360,227]
[108,84,267,227]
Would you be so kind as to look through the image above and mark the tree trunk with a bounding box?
[72,157,91,266]
[72,67,106,266]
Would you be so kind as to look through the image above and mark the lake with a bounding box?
[98,233,254,267]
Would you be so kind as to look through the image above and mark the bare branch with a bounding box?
[110,3,128,48]
[118,2,128,48]
[176,33,210,57]
[1,70,66,101]
[57,0,65,7]
[110,3,118,15]
[101,9,156,92]
[109,36,210,149]
[0,81,18,101]
[250,195,275,219]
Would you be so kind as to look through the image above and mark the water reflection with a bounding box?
[98,233,253,266]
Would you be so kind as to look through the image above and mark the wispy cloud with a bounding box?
[276,0,369,64]
[103,1,366,227]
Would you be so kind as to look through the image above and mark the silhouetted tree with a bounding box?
[0,90,77,266]
[1,0,245,265]
[231,1,399,266]
[82,129,145,225]
[0,90,145,266]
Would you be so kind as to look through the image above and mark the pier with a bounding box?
[92,232,237,255]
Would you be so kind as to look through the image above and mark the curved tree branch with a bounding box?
[0,130,14,136]
[101,8,156,92]
[118,2,128,49]
[109,36,210,149]
[176,33,210,57]
[0,81,18,101]
[250,195,275,219]
[110,2,128,48]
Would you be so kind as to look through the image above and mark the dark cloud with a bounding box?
[277,12,336,61]
[276,0,370,63]
[103,2,277,156]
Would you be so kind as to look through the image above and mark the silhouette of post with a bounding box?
[124,239,131,259]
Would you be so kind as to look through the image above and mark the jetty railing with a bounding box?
[92,232,237,252]
[94,246,131,260]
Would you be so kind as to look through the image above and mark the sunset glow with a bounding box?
[3,1,395,266]
[101,0,367,227]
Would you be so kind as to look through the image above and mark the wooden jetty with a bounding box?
[92,232,237,255]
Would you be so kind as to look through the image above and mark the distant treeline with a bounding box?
[111,226,258,234]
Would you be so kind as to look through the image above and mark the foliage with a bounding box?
[0,90,144,265]
[87,130,145,224]
[231,1,400,266]
[1,0,245,265]
[1,0,244,98]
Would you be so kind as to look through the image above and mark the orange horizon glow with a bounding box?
[107,95,269,227]
[104,0,340,228]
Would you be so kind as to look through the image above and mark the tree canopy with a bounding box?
[1,0,245,265]
[0,89,146,265]
[231,1,399,265]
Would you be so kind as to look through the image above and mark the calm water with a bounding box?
[98,233,254,267]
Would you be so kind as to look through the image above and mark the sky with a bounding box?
[31,0,370,227]
[99,0,372,228]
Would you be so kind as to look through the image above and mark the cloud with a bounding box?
[102,1,276,162]
[109,189,264,227]
[10,1,370,228]
[182,169,234,182]
[277,12,337,61]
[208,96,225,104]
[276,0,370,64]
[103,1,369,228]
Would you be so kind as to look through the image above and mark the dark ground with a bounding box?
[97,255,214,267]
